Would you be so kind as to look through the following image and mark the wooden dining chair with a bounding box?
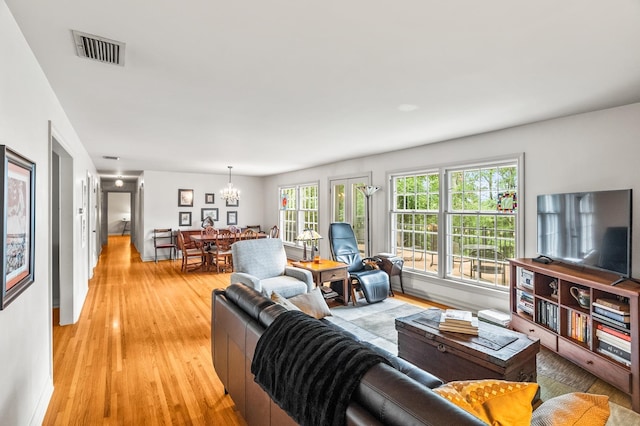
[269,225,280,238]
[176,230,205,272]
[153,228,177,263]
[240,229,259,240]
[212,229,235,273]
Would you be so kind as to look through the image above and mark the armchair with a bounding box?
[230,238,313,298]
[328,222,390,304]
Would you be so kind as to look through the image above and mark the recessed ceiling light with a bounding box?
[397,104,419,112]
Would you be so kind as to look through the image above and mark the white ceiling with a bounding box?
[7,1,640,177]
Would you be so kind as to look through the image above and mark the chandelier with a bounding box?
[220,166,240,203]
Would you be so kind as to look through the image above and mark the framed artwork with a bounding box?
[227,211,238,225]
[205,193,215,204]
[226,198,239,207]
[179,211,192,227]
[178,189,194,207]
[1,146,36,310]
[201,207,218,221]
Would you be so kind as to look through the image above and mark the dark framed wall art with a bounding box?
[1,146,36,310]
[178,189,194,207]
[179,211,192,227]
[201,208,218,221]
[205,193,215,204]
[227,211,238,225]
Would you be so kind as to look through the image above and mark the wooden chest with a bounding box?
[396,309,540,383]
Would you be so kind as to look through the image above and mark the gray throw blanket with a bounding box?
[251,310,390,426]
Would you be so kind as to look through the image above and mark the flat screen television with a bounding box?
[537,189,632,279]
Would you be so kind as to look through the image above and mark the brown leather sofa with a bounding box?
[212,284,486,426]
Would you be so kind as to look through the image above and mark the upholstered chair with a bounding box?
[231,238,313,298]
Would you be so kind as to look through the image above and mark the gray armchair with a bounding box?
[231,238,313,298]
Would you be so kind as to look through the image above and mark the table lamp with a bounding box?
[296,229,323,262]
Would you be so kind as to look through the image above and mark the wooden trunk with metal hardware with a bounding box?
[395,309,539,383]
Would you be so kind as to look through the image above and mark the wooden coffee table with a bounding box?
[291,260,350,305]
[396,309,540,382]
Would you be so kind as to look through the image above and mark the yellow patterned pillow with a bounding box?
[530,392,609,426]
[433,379,539,425]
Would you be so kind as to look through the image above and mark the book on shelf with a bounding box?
[596,329,632,352]
[596,323,631,342]
[568,311,590,343]
[477,309,511,328]
[593,306,630,323]
[592,312,631,330]
[592,301,630,316]
[597,340,631,361]
[536,300,559,332]
[518,267,534,290]
[596,347,632,367]
[594,297,630,312]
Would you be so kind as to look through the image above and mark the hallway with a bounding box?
[44,236,243,425]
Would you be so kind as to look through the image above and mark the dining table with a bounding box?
[189,232,268,271]
[189,232,267,244]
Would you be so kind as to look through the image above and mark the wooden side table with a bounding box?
[376,253,404,294]
[291,259,350,305]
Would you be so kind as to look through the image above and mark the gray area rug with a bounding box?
[328,299,640,426]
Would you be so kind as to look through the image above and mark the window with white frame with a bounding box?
[391,159,519,289]
[279,183,319,245]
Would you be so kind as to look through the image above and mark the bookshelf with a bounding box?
[509,258,640,413]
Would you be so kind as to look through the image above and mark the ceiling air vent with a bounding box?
[72,30,125,66]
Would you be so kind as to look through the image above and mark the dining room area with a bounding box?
[163,225,278,274]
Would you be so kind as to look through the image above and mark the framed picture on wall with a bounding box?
[201,208,218,221]
[205,193,215,204]
[1,145,36,310]
[227,211,238,225]
[178,189,194,207]
[179,211,192,227]
[226,198,239,207]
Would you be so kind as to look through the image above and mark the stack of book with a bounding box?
[592,297,630,330]
[478,309,511,328]
[439,309,479,335]
[517,289,534,316]
[592,297,631,366]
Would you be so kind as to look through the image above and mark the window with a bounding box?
[391,159,519,289]
[279,183,319,245]
[391,172,440,272]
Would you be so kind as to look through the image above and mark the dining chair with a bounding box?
[202,225,218,253]
[153,228,177,263]
[212,229,236,273]
[240,229,259,240]
[176,230,205,272]
[269,225,280,238]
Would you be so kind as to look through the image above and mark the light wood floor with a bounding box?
[43,235,440,425]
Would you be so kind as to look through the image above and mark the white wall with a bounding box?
[0,3,96,424]
[263,103,640,312]
[107,192,131,235]
[141,170,264,261]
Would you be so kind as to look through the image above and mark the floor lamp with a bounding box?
[356,185,381,258]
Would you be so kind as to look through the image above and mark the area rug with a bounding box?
[327,300,640,426]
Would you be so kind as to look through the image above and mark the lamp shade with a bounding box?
[356,185,381,197]
[295,229,322,242]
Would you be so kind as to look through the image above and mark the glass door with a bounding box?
[331,177,368,255]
